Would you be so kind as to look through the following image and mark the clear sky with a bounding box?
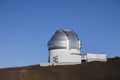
[0,0,120,68]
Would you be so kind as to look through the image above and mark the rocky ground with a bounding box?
[0,57,120,80]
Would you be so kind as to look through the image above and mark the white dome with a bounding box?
[48,29,82,50]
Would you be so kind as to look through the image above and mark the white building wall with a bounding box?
[86,53,107,62]
[49,49,81,63]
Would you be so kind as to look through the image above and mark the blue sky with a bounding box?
[0,0,120,68]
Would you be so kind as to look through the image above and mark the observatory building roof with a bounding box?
[48,29,81,50]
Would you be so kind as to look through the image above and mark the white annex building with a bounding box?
[40,29,107,66]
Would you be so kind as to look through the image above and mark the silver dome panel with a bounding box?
[48,29,81,50]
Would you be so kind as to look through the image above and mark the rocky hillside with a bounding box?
[0,57,120,80]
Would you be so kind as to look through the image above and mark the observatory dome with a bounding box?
[48,29,81,50]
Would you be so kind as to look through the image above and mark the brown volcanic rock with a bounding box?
[0,57,120,80]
